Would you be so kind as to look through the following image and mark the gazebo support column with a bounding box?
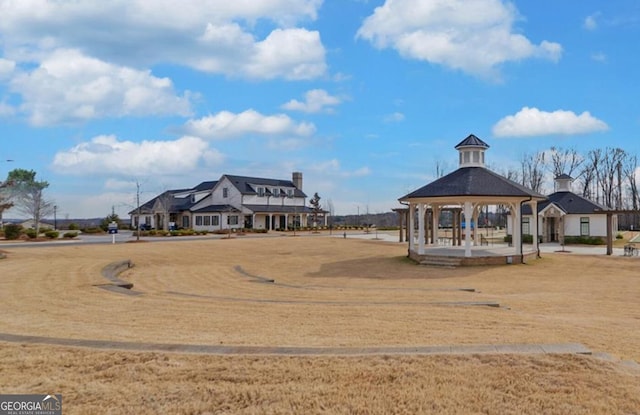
[418,203,426,254]
[530,201,539,256]
[464,202,472,257]
[397,210,404,242]
[432,205,439,245]
[513,202,522,257]
[472,206,480,246]
[409,203,416,252]
[456,209,463,246]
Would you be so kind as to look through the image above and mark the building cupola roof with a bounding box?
[455,134,490,168]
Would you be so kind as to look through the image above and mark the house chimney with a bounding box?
[292,172,303,190]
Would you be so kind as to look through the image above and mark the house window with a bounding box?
[223,187,228,198]
[287,189,293,197]
[228,215,239,225]
[273,188,279,197]
[580,217,590,236]
[182,216,190,228]
[212,216,219,226]
[258,187,265,197]
[195,216,203,226]
[204,216,211,226]
[522,217,530,235]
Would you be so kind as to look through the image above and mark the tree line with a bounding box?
[498,146,639,211]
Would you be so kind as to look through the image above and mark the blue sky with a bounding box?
[1,0,639,219]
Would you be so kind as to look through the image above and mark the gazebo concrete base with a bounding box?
[408,245,539,267]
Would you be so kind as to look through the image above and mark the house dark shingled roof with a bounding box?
[224,174,306,198]
[400,167,546,200]
[522,191,608,215]
[454,134,490,149]
[192,181,217,192]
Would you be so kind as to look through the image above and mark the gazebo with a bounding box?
[398,134,546,265]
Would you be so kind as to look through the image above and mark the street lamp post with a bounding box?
[54,205,57,230]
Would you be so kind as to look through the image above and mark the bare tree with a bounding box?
[309,192,322,230]
[520,151,546,193]
[622,154,639,211]
[596,148,626,209]
[549,147,583,181]
[578,149,601,200]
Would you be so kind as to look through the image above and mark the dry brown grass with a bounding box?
[1,235,640,414]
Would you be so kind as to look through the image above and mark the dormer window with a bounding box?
[257,187,265,197]
[273,188,279,197]
[223,187,228,198]
[287,189,293,197]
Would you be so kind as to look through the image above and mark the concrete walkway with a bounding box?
[0,332,591,356]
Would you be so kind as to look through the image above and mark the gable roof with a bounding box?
[223,174,306,198]
[400,167,546,200]
[522,191,609,215]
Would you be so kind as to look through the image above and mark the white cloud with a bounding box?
[10,49,192,126]
[52,135,219,176]
[182,109,316,139]
[0,102,15,117]
[356,0,562,79]
[0,0,326,81]
[0,58,16,79]
[384,112,405,123]
[281,89,342,113]
[309,159,371,177]
[492,107,609,137]
[591,52,607,62]
[584,13,600,30]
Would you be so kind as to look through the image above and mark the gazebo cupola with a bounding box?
[455,134,489,168]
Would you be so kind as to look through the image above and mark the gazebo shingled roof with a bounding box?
[400,167,546,200]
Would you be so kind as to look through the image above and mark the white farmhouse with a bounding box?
[130,172,326,232]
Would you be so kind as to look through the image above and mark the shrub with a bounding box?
[25,228,38,239]
[44,230,59,239]
[3,224,22,240]
[616,233,624,240]
[563,236,605,245]
[504,234,512,243]
[68,223,79,230]
[63,231,79,239]
[81,227,103,234]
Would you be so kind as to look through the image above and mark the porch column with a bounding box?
[418,203,426,255]
[464,202,472,257]
[409,203,416,252]
[269,214,273,230]
[397,210,404,242]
